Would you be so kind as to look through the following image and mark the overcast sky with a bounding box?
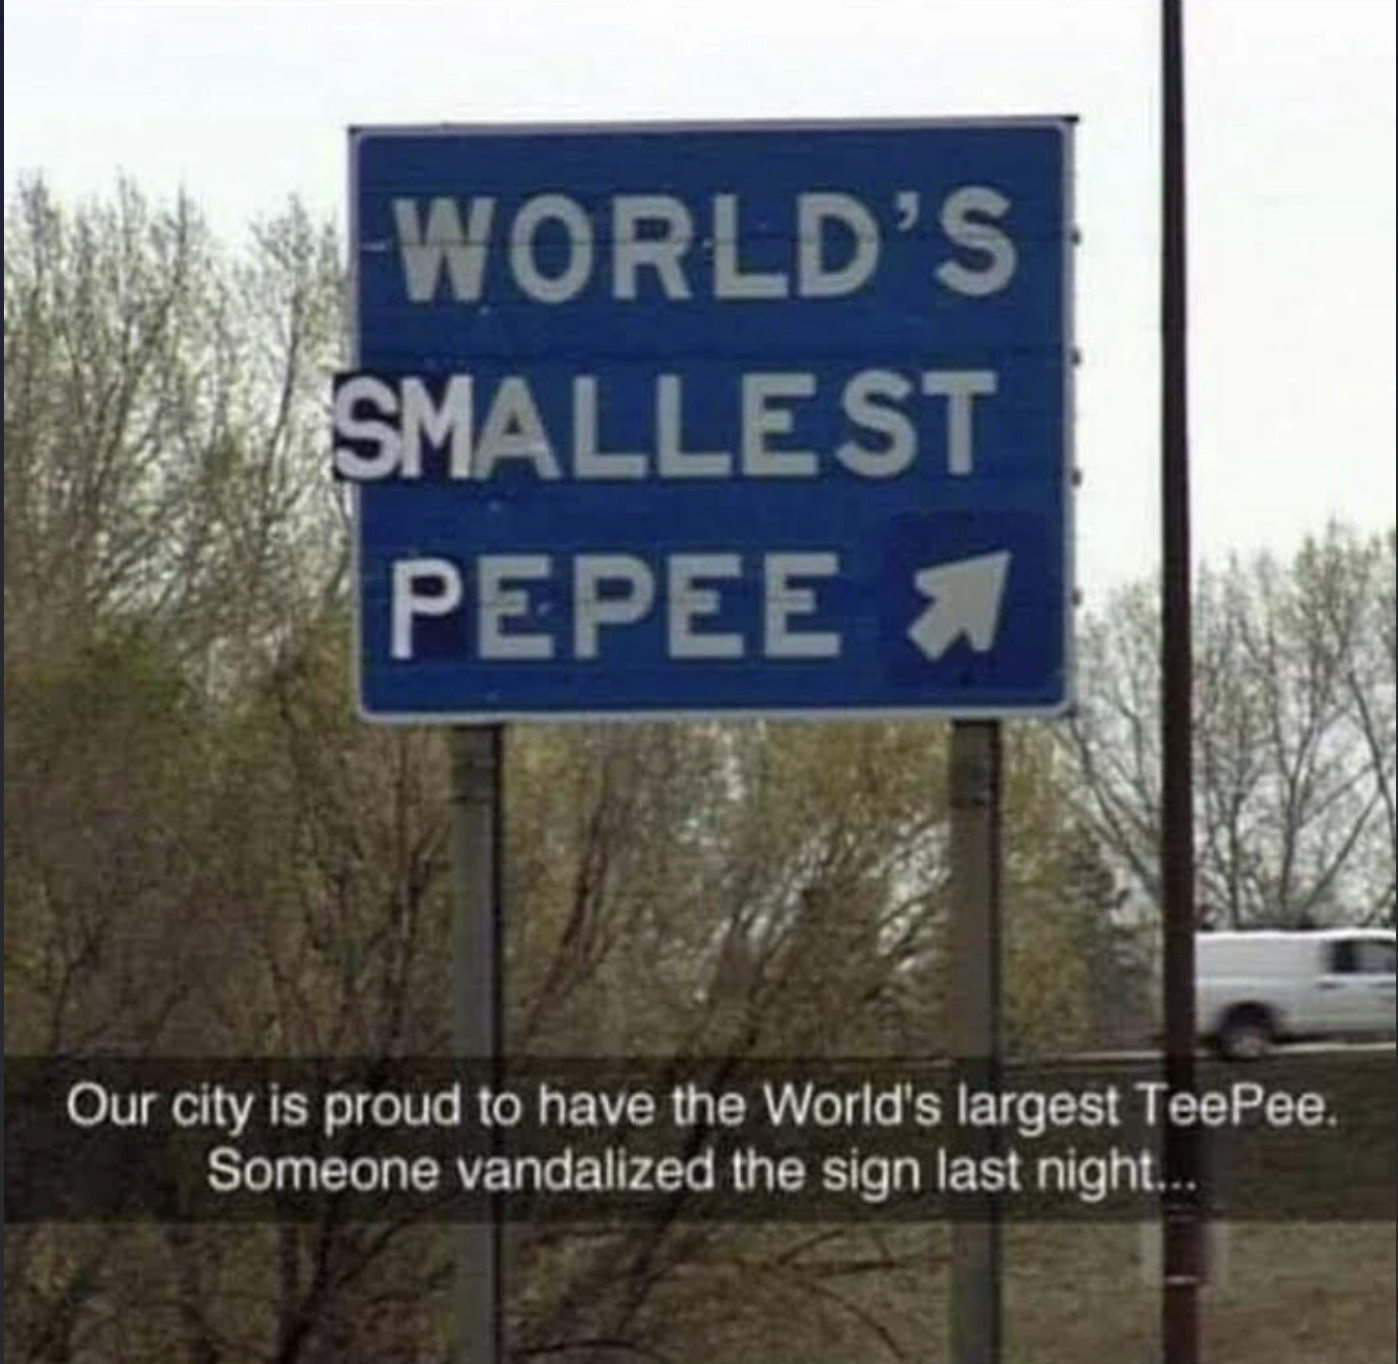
[5,0,1394,600]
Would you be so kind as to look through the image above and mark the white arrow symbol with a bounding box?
[906,551,1011,660]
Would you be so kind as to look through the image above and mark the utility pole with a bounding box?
[1160,1,1203,1360]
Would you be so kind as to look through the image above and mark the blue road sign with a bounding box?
[345,119,1075,721]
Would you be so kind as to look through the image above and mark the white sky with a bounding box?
[5,0,1395,601]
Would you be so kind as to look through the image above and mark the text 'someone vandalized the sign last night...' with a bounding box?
[336,119,1075,720]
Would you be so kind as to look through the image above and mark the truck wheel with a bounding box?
[1216,1007,1274,1061]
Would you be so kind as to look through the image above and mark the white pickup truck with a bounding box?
[1197,928,1397,1059]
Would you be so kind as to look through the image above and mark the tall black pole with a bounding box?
[1161,2,1202,1361]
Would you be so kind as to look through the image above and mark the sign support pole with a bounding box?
[450,724,505,1364]
[948,719,1003,1364]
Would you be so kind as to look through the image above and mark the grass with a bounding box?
[1003,1221,1396,1364]
[714,1221,1396,1363]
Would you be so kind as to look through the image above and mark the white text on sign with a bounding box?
[392,552,842,663]
[332,370,996,483]
[389,187,1015,304]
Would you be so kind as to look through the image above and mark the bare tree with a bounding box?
[1063,523,1397,928]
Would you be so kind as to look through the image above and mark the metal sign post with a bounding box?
[449,725,504,1364]
[948,720,1004,1364]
